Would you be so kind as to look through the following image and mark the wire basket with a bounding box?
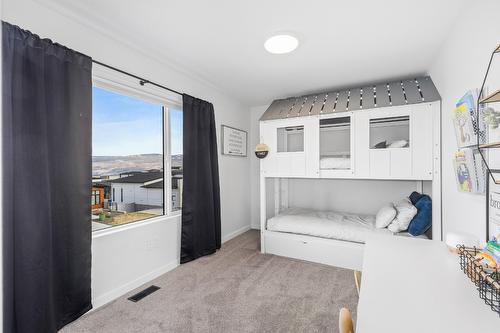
[457,245,500,316]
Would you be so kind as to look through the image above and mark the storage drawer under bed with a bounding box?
[263,230,364,271]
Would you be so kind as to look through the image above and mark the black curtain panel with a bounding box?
[2,22,92,332]
[181,94,221,264]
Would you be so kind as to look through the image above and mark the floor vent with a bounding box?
[127,285,160,302]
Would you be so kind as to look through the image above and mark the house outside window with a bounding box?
[90,82,183,232]
[170,108,183,211]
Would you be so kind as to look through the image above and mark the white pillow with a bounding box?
[388,139,408,148]
[375,203,397,228]
[387,198,417,232]
[388,222,402,233]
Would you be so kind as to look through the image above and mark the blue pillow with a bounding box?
[408,194,432,236]
[409,191,424,205]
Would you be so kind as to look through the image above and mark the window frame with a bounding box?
[277,125,305,153]
[91,64,183,236]
[92,190,100,205]
[369,115,411,150]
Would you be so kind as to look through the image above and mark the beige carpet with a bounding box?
[61,230,358,333]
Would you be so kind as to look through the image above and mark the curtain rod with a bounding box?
[92,60,183,96]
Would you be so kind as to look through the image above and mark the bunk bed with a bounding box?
[259,77,441,270]
[267,208,428,244]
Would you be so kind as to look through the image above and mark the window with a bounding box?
[369,116,410,149]
[320,117,351,170]
[277,126,304,152]
[91,84,181,232]
[91,190,101,206]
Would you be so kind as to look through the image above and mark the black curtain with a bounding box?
[181,94,221,264]
[2,22,92,332]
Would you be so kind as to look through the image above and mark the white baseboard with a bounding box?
[91,225,250,310]
[91,260,179,310]
[222,225,251,243]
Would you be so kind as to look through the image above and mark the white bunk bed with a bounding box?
[259,77,441,271]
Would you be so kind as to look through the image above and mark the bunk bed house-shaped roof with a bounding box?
[260,76,440,121]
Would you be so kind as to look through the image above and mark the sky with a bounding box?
[92,86,183,156]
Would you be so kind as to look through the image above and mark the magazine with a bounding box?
[453,90,487,148]
[454,149,486,194]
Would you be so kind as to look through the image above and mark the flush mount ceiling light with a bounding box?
[264,34,299,54]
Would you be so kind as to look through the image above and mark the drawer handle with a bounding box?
[302,240,308,244]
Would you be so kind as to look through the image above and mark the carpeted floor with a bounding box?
[61,230,358,333]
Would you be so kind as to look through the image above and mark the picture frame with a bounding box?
[221,125,247,157]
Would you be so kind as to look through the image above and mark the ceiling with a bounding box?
[43,0,464,106]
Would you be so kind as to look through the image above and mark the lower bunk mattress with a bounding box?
[267,208,427,244]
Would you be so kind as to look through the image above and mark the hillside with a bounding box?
[92,154,182,176]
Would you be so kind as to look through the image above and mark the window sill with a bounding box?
[92,211,181,239]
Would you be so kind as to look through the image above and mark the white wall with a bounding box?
[91,216,180,308]
[145,188,163,207]
[3,0,251,309]
[287,179,426,215]
[428,0,500,244]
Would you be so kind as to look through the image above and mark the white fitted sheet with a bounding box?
[267,208,426,243]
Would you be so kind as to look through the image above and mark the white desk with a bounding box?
[356,235,498,332]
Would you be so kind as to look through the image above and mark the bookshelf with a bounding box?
[479,141,500,149]
[479,88,500,104]
[476,45,500,241]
